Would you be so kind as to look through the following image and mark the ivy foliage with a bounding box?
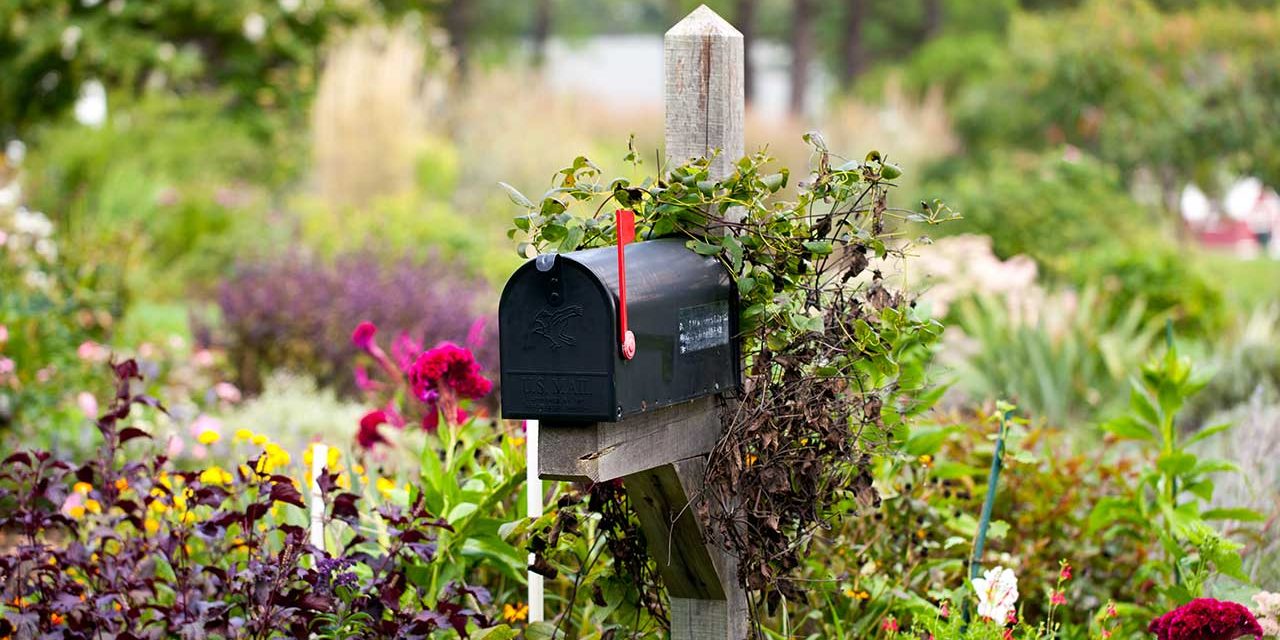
[506,134,955,615]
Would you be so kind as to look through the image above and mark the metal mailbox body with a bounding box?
[499,238,740,422]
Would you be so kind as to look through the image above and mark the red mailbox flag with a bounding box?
[616,209,637,360]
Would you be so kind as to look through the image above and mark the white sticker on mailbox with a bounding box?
[679,301,730,353]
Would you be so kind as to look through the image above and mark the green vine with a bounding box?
[506,133,956,624]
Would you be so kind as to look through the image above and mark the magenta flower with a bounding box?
[351,321,378,352]
[1149,598,1264,640]
[408,342,493,403]
[357,410,390,449]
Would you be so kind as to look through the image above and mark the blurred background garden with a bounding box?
[2,0,1280,638]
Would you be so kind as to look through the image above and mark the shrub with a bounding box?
[0,359,527,638]
[923,149,1161,271]
[214,248,498,399]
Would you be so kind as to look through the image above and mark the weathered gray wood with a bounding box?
[627,457,749,639]
[662,7,750,639]
[537,397,721,483]
[665,5,745,181]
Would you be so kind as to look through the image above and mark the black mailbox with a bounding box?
[499,238,740,422]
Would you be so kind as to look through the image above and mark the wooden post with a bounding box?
[535,6,749,638]
[649,6,749,639]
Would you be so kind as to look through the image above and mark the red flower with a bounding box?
[352,321,378,352]
[357,410,389,449]
[421,406,469,433]
[1060,561,1072,582]
[881,617,899,634]
[1149,598,1264,640]
[407,342,493,402]
[1051,591,1067,606]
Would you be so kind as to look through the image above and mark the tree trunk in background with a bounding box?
[840,0,870,88]
[444,0,474,79]
[922,0,943,40]
[531,0,553,68]
[737,0,759,106]
[790,0,813,117]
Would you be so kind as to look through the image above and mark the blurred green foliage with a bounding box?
[950,0,1280,193]
[0,0,363,137]
[23,95,286,299]
[926,149,1155,267]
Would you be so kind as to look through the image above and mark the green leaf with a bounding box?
[524,621,563,640]
[761,171,788,192]
[738,276,756,295]
[473,627,520,640]
[1101,415,1154,441]
[559,225,584,253]
[1184,422,1233,447]
[499,182,534,209]
[802,240,834,255]
[880,163,903,180]
[1202,508,1266,522]
[723,235,744,272]
[687,240,723,256]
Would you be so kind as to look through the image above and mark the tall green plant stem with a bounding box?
[964,409,1010,624]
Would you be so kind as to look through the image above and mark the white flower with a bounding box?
[5,139,26,166]
[279,0,301,13]
[242,13,267,42]
[13,209,53,237]
[61,25,82,59]
[973,566,1019,623]
[74,79,108,128]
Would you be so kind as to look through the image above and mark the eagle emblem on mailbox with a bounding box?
[531,305,583,349]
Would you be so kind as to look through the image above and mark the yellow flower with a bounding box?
[73,482,93,495]
[114,478,129,492]
[336,473,350,490]
[197,430,221,445]
[502,602,529,623]
[250,433,268,446]
[149,500,168,514]
[51,612,64,625]
[744,453,758,467]
[509,436,526,447]
[199,466,233,485]
[844,588,856,598]
[158,473,172,489]
[84,499,102,515]
[918,454,933,467]
[375,477,397,496]
[68,505,86,519]
[234,428,254,442]
[352,464,365,476]
[144,518,160,534]
[112,601,122,612]
[46,556,56,566]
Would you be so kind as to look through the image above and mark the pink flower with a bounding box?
[0,324,8,343]
[76,391,98,418]
[166,435,185,458]
[465,317,487,348]
[351,321,378,352]
[1107,602,1118,618]
[354,365,378,391]
[357,410,390,449]
[881,617,899,634]
[421,406,468,433]
[391,333,422,372]
[940,602,950,619]
[0,357,13,377]
[1003,629,1013,640]
[1059,561,1072,582]
[213,382,242,403]
[1051,591,1067,606]
[1148,598,1264,640]
[407,342,493,402]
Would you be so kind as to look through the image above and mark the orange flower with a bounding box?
[50,612,64,625]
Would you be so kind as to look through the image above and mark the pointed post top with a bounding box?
[666,4,742,39]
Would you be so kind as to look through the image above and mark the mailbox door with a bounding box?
[572,239,740,418]
[499,257,617,421]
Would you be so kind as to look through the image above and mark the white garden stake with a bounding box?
[310,442,328,551]
[525,420,544,621]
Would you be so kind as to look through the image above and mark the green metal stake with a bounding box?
[963,408,1011,624]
